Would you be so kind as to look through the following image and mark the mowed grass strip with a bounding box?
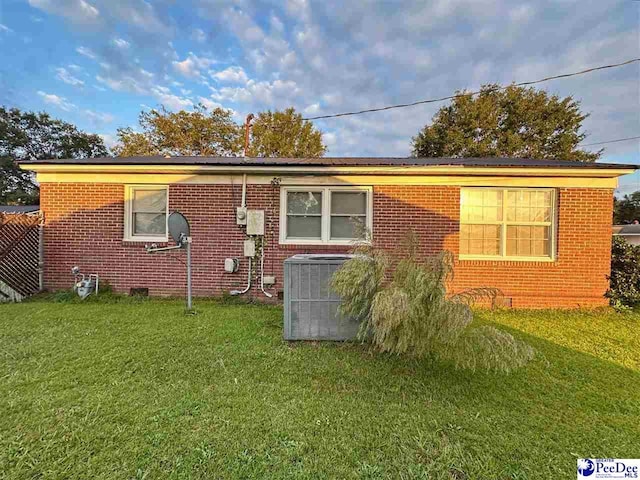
[1,299,639,479]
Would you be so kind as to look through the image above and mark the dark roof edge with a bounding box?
[18,156,639,170]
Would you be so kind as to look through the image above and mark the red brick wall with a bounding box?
[40,182,613,308]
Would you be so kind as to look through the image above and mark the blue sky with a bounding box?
[0,0,638,191]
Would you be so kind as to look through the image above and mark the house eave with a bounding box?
[19,163,636,178]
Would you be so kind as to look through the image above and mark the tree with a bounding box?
[114,105,326,159]
[0,106,108,204]
[113,104,243,157]
[247,107,326,157]
[614,192,640,224]
[412,84,600,162]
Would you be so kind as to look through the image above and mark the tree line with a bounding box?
[1,84,608,204]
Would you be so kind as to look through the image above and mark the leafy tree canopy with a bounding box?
[0,106,107,205]
[412,84,600,162]
[113,104,242,157]
[614,191,640,224]
[114,105,326,158]
[247,107,326,158]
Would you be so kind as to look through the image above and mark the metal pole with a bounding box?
[186,237,192,310]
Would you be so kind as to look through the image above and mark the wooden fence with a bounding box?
[0,213,42,302]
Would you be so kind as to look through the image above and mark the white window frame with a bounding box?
[123,185,169,242]
[459,187,557,261]
[279,186,373,245]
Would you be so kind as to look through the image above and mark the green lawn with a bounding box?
[1,299,639,479]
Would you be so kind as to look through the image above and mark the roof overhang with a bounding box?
[19,163,637,178]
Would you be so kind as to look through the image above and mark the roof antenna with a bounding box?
[244,113,254,157]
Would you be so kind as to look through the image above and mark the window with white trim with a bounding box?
[124,185,168,241]
[459,188,556,260]
[280,187,372,244]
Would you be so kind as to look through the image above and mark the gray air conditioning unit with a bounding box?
[283,254,360,341]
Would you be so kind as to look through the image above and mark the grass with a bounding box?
[1,298,639,479]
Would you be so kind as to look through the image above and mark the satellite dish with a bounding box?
[168,211,190,246]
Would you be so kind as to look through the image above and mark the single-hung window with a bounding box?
[124,185,168,241]
[280,187,372,244]
[460,188,556,260]
[286,191,323,240]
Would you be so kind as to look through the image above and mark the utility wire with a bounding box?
[580,135,640,147]
[302,58,640,121]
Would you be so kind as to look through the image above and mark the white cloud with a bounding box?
[222,7,265,43]
[112,38,130,49]
[96,74,147,94]
[98,133,117,150]
[191,28,206,43]
[108,0,169,33]
[37,90,76,111]
[76,46,97,60]
[55,67,85,86]
[84,109,115,126]
[30,0,171,34]
[0,24,13,33]
[509,4,535,24]
[197,96,225,110]
[303,103,320,115]
[172,53,216,79]
[285,0,311,23]
[211,78,300,105]
[28,0,99,24]
[270,15,284,33]
[323,131,337,148]
[151,87,192,110]
[211,66,248,84]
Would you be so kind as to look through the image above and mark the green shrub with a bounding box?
[331,232,535,372]
[606,236,640,309]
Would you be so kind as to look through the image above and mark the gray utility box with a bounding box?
[284,254,360,341]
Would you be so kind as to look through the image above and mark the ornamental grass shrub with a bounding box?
[331,231,535,372]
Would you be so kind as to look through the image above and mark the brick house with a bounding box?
[21,156,636,308]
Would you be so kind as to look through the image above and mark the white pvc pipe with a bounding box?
[260,243,272,298]
[230,257,252,295]
[241,173,247,208]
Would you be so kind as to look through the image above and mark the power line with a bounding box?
[302,58,640,121]
[580,135,640,147]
